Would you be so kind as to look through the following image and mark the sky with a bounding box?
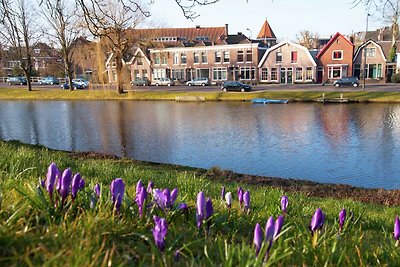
[143,0,384,41]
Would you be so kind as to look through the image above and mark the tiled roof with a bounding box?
[128,26,226,43]
[316,32,354,59]
[377,40,400,58]
[257,19,276,39]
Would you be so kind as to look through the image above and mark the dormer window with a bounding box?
[34,48,40,54]
[195,36,209,41]
[365,47,376,57]
[332,50,343,60]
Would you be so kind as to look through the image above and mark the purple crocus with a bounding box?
[310,208,325,234]
[78,178,85,190]
[163,188,171,208]
[110,178,125,212]
[281,195,288,213]
[339,208,346,232]
[94,183,101,198]
[205,198,213,219]
[394,215,400,242]
[136,182,147,217]
[274,215,284,240]
[152,216,168,252]
[178,202,188,211]
[225,192,233,208]
[71,173,82,201]
[196,191,206,229]
[147,181,154,194]
[221,186,225,200]
[59,168,72,206]
[171,188,178,207]
[153,189,167,210]
[253,223,263,256]
[45,162,59,202]
[243,191,250,212]
[39,177,45,188]
[264,216,275,261]
[237,187,243,206]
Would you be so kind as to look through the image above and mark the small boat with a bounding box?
[251,98,289,104]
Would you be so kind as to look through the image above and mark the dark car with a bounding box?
[61,81,85,90]
[221,81,252,92]
[131,77,150,86]
[38,76,60,85]
[333,77,359,88]
[7,76,27,85]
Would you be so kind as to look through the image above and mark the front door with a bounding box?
[280,68,286,84]
[317,67,324,83]
[287,68,293,84]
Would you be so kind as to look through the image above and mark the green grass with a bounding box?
[0,140,399,266]
[1,87,400,102]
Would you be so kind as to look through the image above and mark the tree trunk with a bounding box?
[115,51,124,94]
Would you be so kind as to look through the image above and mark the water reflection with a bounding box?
[0,101,399,189]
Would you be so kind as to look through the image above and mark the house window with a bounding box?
[240,67,255,80]
[223,51,230,63]
[134,70,140,78]
[332,50,343,60]
[215,51,222,63]
[306,67,313,80]
[162,55,167,65]
[201,51,207,63]
[246,50,252,62]
[328,66,342,79]
[295,67,303,81]
[212,67,227,80]
[271,67,278,81]
[137,56,143,65]
[181,53,187,64]
[154,54,160,65]
[172,69,185,80]
[353,64,361,78]
[291,51,298,63]
[142,69,148,78]
[194,52,200,64]
[276,52,282,63]
[237,50,244,62]
[153,69,165,80]
[365,63,383,79]
[365,47,376,57]
[174,53,179,65]
[261,68,268,81]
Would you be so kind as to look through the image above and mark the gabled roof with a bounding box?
[316,32,354,59]
[127,47,151,65]
[129,26,226,43]
[353,39,386,62]
[257,19,276,39]
[258,40,317,68]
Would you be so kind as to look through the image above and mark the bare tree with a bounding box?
[40,0,81,91]
[296,30,319,49]
[0,0,39,91]
[169,0,220,20]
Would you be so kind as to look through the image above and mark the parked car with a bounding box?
[221,81,252,92]
[131,77,150,86]
[7,76,27,85]
[186,77,210,86]
[72,78,89,88]
[333,77,359,87]
[38,76,59,85]
[61,81,85,90]
[151,78,175,86]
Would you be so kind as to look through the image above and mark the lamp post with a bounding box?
[246,28,253,85]
[363,12,371,90]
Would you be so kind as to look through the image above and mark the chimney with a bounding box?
[225,24,229,36]
[378,28,384,41]
[238,32,242,35]
[196,25,200,29]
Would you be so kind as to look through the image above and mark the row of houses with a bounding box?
[106,20,400,85]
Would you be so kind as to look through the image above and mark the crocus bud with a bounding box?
[171,188,178,207]
[152,216,168,252]
[136,180,143,194]
[59,168,72,206]
[163,188,171,208]
[110,178,125,212]
[45,162,58,201]
[253,223,263,256]
[274,215,284,240]
[136,186,147,217]
[78,178,85,190]
[71,173,82,200]
[225,192,233,208]
[147,181,154,194]
[205,198,213,219]
[153,189,166,210]
[237,187,243,206]
[265,216,275,247]
[178,202,188,211]
[281,195,288,213]
[394,215,400,241]
[196,192,206,228]
[94,183,101,198]
[339,208,346,232]
[310,208,325,233]
[221,186,225,200]
[243,191,250,211]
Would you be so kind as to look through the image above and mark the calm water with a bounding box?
[1,100,400,189]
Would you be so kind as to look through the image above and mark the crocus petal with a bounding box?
[394,215,400,240]
[339,208,346,228]
[71,173,81,200]
[253,223,263,256]
[178,202,188,211]
[237,187,243,205]
[110,178,125,212]
[274,215,284,240]
[153,189,166,210]
[310,208,325,233]
[221,186,225,200]
[147,181,154,194]
[225,192,233,208]
[78,179,85,190]
[205,198,213,219]
[163,188,171,208]
[171,188,178,207]
[45,162,58,200]
[281,195,288,213]
[265,216,275,244]
[152,216,168,252]
[59,168,72,201]
[243,191,250,211]
[196,192,206,228]
[94,183,101,197]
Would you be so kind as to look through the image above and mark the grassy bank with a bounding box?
[0,140,399,266]
[1,87,400,102]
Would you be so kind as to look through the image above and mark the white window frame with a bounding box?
[212,67,227,80]
[261,68,268,81]
[295,67,303,81]
[332,50,343,60]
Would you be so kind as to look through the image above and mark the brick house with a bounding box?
[316,32,354,83]
[257,40,317,84]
